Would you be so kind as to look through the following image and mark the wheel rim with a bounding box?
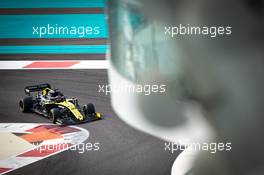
[19,101,24,111]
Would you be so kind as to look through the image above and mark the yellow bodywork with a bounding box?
[42,88,51,96]
[41,88,84,121]
[41,89,102,121]
[96,112,102,118]
[56,101,84,120]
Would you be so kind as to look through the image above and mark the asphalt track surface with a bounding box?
[0,70,179,175]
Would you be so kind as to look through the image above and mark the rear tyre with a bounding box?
[19,97,33,112]
[83,103,95,115]
[50,108,61,124]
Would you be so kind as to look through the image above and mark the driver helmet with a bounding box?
[47,90,56,98]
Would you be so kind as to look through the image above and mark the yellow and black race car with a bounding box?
[19,83,102,125]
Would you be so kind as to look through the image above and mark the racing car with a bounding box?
[19,83,102,125]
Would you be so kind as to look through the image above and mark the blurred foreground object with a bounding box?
[107,0,264,174]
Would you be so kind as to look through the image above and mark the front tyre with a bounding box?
[83,103,95,115]
[50,108,61,124]
[19,97,33,112]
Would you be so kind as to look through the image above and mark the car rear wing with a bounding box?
[24,83,51,95]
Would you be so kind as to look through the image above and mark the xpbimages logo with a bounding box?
[164,141,232,154]
[165,24,232,38]
[32,24,101,38]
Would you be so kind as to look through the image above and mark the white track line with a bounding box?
[0,60,109,70]
[0,61,33,69]
[71,60,109,69]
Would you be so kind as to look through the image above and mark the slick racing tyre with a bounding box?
[50,108,61,124]
[83,103,95,115]
[19,97,33,112]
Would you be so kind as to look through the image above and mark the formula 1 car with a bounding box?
[19,83,102,125]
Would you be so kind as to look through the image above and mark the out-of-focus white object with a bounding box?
[171,147,199,175]
[108,62,214,144]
